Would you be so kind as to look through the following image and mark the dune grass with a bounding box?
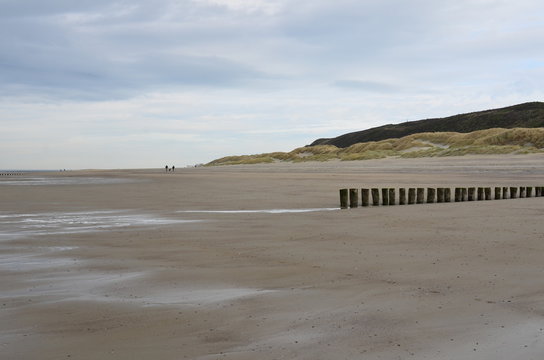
[206,128,544,166]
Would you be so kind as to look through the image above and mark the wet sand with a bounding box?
[2,154,544,359]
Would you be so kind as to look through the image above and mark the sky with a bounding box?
[1,0,543,169]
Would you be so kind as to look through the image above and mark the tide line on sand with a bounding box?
[178,208,340,214]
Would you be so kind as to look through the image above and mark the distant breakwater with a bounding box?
[0,172,26,176]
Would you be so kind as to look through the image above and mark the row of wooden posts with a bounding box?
[0,172,25,176]
[340,186,544,208]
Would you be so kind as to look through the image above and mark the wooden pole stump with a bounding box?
[437,188,445,203]
[455,188,461,202]
[477,187,484,201]
[468,187,476,201]
[484,187,491,200]
[427,188,435,203]
[371,188,380,206]
[340,189,348,209]
[510,187,518,198]
[536,187,542,197]
[349,188,359,208]
[444,188,451,202]
[502,187,509,199]
[519,187,526,198]
[527,187,533,197]
[381,188,389,206]
[408,188,416,204]
[494,187,501,200]
[388,188,396,205]
[416,188,425,204]
[399,188,406,205]
[361,188,370,207]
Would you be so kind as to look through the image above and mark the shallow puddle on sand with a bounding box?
[0,246,79,271]
[0,210,201,240]
[139,288,277,306]
[0,209,275,307]
[0,272,144,303]
[0,253,77,271]
[2,268,275,308]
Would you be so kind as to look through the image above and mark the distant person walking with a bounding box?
[172,165,175,172]
[165,165,169,173]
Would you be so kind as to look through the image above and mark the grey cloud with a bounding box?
[0,0,454,100]
[278,1,440,52]
[1,0,543,102]
[276,0,543,75]
[0,0,121,18]
[0,1,272,100]
[0,50,266,100]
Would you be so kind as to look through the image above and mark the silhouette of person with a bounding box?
[172,165,175,172]
[165,165,169,172]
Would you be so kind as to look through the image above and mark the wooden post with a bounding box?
[527,187,533,197]
[382,188,389,206]
[427,188,435,203]
[388,188,395,205]
[371,188,380,206]
[477,187,484,201]
[399,188,406,205]
[361,188,370,207]
[510,187,518,198]
[444,188,451,202]
[416,188,425,204]
[519,187,526,198]
[349,188,359,208]
[502,187,509,199]
[340,189,348,209]
[461,188,467,201]
[494,187,501,200]
[455,188,461,202]
[437,188,445,203]
[536,187,542,197]
[408,188,416,204]
[484,187,491,200]
[468,187,476,201]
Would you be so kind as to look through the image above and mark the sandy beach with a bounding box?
[2,154,544,359]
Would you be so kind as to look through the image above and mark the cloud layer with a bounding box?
[1,0,543,168]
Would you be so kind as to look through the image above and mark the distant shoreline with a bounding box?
[0,169,64,172]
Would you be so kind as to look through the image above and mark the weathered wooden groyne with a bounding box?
[0,172,25,176]
[339,186,544,208]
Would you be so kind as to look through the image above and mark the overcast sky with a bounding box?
[1,0,543,169]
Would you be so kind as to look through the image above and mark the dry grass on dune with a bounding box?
[206,128,544,165]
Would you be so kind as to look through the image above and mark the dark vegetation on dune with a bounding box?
[310,102,544,148]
